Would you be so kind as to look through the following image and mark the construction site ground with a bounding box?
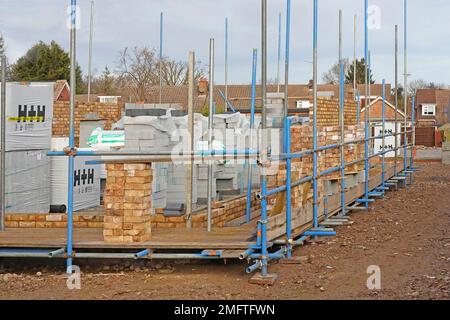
[0,161,448,300]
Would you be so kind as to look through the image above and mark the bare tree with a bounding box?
[116,46,159,101]
[408,78,447,96]
[322,58,350,84]
[116,46,205,101]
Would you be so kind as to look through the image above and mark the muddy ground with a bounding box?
[0,161,449,300]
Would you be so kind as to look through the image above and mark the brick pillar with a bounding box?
[103,163,152,243]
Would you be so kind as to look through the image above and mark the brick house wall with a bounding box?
[53,101,124,146]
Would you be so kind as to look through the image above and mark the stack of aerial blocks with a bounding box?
[124,116,178,210]
[124,116,176,152]
[213,113,251,196]
[166,163,198,206]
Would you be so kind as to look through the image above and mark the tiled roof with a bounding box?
[53,80,69,101]
[416,89,437,104]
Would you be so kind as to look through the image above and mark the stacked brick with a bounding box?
[309,98,358,127]
[103,163,152,243]
[52,101,123,146]
[152,196,261,229]
[4,213,103,228]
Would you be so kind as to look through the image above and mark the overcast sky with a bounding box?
[0,0,449,86]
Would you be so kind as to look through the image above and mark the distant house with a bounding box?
[136,82,391,114]
[360,96,407,121]
[53,80,70,102]
[98,96,122,104]
[416,89,450,127]
[361,97,410,157]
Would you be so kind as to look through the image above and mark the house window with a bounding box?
[422,104,436,116]
[296,100,310,110]
[98,96,121,104]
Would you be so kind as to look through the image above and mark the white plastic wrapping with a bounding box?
[50,141,101,212]
[5,150,50,213]
[0,82,53,151]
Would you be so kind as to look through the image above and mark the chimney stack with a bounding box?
[198,77,208,95]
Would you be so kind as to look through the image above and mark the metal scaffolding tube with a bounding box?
[159,12,164,104]
[394,25,399,176]
[259,0,269,277]
[363,0,370,208]
[410,95,416,185]
[66,0,77,274]
[339,9,346,217]
[403,0,409,173]
[284,0,292,258]
[245,49,258,224]
[0,55,6,232]
[224,17,229,110]
[277,12,282,93]
[185,51,195,228]
[381,80,387,190]
[87,0,94,103]
[312,0,319,228]
[207,39,215,232]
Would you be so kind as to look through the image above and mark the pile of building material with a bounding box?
[6,150,50,213]
[124,116,176,152]
[213,113,251,195]
[3,82,53,213]
[50,138,101,212]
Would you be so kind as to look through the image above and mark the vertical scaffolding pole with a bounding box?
[353,14,357,100]
[363,0,370,208]
[185,51,195,228]
[312,0,319,228]
[339,9,346,217]
[357,91,361,123]
[245,49,258,224]
[67,0,77,273]
[87,0,94,103]
[260,0,268,276]
[207,39,215,232]
[0,55,6,232]
[381,79,386,188]
[159,12,164,104]
[394,25,399,176]
[410,95,415,185]
[225,17,229,110]
[284,0,292,259]
[403,0,408,173]
[277,12,282,93]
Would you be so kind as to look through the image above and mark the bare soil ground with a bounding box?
[0,162,449,300]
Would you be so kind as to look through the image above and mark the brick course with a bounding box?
[52,101,124,146]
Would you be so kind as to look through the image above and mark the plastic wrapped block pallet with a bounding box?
[1,82,53,151]
[166,163,198,205]
[50,148,101,212]
[6,150,50,214]
[152,163,168,208]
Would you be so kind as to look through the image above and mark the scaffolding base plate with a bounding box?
[249,273,278,286]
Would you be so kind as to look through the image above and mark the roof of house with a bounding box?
[361,96,407,119]
[416,89,437,104]
[53,80,69,101]
[136,83,391,112]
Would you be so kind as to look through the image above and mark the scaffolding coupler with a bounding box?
[368,191,384,198]
[134,249,153,259]
[303,228,336,237]
[48,248,65,258]
[356,198,375,204]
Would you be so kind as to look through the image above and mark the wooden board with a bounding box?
[0,225,255,250]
